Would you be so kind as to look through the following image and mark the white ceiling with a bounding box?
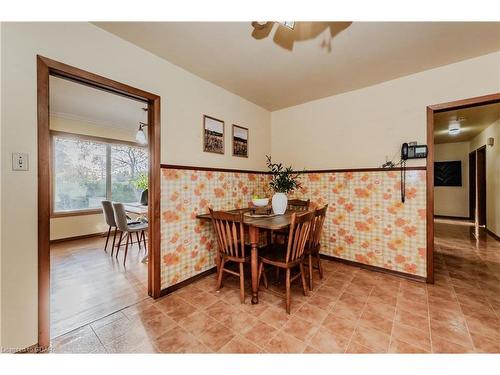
[49,76,147,130]
[94,22,500,110]
[434,102,500,144]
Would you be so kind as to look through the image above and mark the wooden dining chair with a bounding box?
[112,202,148,265]
[258,211,314,313]
[209,208,250,304]
[287,199,311,211]
[304,205,328,291]
[274,198,311,243]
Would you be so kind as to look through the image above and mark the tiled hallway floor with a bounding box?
[50,222,500,353]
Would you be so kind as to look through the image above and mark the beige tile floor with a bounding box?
[50,222,500,353]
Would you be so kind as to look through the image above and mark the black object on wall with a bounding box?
[434,161,462,186]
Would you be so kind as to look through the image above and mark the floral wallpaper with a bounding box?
[290,170,427,277]
[160,167,427,290]
[160,168,269,289]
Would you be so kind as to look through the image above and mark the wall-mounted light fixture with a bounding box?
[487,137,494,147]
[136,122,148,144]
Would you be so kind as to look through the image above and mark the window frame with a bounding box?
[50,130,147,218]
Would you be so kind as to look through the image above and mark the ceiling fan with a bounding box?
[250,21,352,51]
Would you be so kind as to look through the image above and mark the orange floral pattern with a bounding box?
[289,170,426,276]
[160,168,269,288]
[161,167,426,289]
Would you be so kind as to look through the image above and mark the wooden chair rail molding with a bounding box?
[160,163,426,174]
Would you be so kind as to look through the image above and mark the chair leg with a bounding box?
[258,262,268,289]
[135,231,141,250]
[275,267,280,284]
[308,254,313,291]
[316,253,324,279]
[239,263,245,304]
[104,226,111,252]
[216,258,225,291]
[123,233,130,265]
[285,268,291,314]
[142,231,147,250]
[114,231,123,258]
[111,228,117,255]
[262,266,268,289]
[299,263,309,296]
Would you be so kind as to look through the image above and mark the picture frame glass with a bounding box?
[203,116,224,154]
[232,125,248,157]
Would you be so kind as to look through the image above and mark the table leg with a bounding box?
[249,226,259,304]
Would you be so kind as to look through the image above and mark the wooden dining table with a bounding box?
[124,203,149,263]
[196,208,297,304]
[123,203,148,216]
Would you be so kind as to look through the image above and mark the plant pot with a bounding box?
[272,192,287,215]
[140,189,148,206]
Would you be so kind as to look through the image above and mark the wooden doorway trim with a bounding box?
[37,56,162,349]
[476,145,487,227]
[426,92,500,284]
[469,151,477,221]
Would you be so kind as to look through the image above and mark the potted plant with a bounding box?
[266,155,301,215]
[133,173,148,205]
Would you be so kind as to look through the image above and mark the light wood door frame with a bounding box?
[427,92,500,284]
[37,55,162,349]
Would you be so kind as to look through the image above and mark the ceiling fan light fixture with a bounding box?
[279,21,295,30]
[448,121,461,135]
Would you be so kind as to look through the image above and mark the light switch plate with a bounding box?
[12,152,29,171]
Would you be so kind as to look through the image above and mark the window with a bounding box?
[52,132,148,215]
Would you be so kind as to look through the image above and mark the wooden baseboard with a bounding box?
[50,232,104,244]
[158,254,428,298]
[159,267,217,297]
[486,229,500,241]
[320,254,427,283]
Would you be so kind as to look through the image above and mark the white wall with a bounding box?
[271,52,500,170]
[470,119,500,236]
[0,22,271,350]
[434,142,470,218]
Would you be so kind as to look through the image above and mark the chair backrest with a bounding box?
[112,202,129,231]
[288,199,310,211]
[209,208,246,259]
[101,200,116,227]
[285,211,314,263]
[308,205,328,250]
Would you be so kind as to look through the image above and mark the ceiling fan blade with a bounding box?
[251,22,274,40]
[273,25,294,51]
[328,22,352,38]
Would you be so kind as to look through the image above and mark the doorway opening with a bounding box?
[427,93,500,284]
[37,56,161,349]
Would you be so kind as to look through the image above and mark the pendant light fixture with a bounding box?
[136,122,148,144]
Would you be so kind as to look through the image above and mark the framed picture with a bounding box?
[232,124,248,158]
[203,115,224,154]
[434,161,462,186]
